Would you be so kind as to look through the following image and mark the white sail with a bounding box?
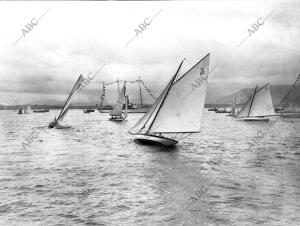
[57,74,84,123]
[129,54,209,135]
[124,95,128,117]
[236,93,253,118]
[149,54,209,133]
[249,84,275,117]
[110,82,126,116]
[230,105,236,115]
[129,59,185,135]
[24,105,32,114]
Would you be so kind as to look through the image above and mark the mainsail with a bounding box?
[56,74,84,123]
[129,53,210,135]
[24,105,32,114]
[236,90,255,118]
[237,83,275,118]
[249,84,275,116]
[110,82,126,116]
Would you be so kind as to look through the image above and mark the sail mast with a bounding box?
[146,59,186,135]
[57,74,84,121]
[248,86,257,117]
[110,82,126,116]
[138,76,143,107]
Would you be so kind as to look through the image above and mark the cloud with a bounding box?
[0,0,299,105]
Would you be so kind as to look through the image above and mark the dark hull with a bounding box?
[33,110,49,113]
[134,134,178,146]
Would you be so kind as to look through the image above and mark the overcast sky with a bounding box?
[0,0,299,105]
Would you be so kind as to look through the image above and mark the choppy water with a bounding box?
[0,110,299,225]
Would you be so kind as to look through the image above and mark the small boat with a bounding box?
[129,53,210,146]
[215,108,229,113]
[33,108,49,113]
[236,83,276,121]
[109,82,128,121]
[24,105,32,114]
[17,108,23,114]
[83,108,95,113]
[228,95,239,117]
[48,74,84,129]
[208,108,216,111]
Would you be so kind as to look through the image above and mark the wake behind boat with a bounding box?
[236,83,276,121]
[129,53,210,146]
[109,82,128,122]
[48,74,84,129]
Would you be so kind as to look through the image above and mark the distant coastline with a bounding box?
[1,103,248,110]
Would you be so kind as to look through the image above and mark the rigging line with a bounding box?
[255,83,269,94]
[178,133,193,141]
[146,59,185,134]
[248,86,257,117]
[180,63,214,103]
[57,75,83,120]
[173,133,181,140]
[279,74,300,106]
[172,54,208,86]
[177,133,185,140]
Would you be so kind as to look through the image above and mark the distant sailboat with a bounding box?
[17,108,23,114]
[48,74,84,129]
[83,108,95,113]
[24,105,32,114]
[236,83,276,121]
[129,53,210,146]
[280,103,300,118]
[109,82,128,121]
[228,95,239,117]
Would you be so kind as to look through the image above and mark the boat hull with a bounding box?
[109,115,127,122]
[109,118,126,121]
[33,110,49,113]
[83,109,95,113]
[237,117,269,122]
[134,134,178,146]
[280,113,300,118]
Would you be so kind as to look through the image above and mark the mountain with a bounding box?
[1,84,299,109]
[215,85,300,107]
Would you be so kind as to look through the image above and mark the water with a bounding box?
[0,110,299,225]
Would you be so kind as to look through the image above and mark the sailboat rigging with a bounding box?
[48,74,84,129]
[236,83,276,121]
[109,82,128,121]
[129,53,210,146]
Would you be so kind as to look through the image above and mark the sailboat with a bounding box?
[228,95,239,117]
[48,74,84,129]
[17,108,23,114]
[83,107,95,113]
[24,105,32,114]
[129,53,210,146]
[236,83,276,121]
[280,103,300,118]
[109,82,128,121]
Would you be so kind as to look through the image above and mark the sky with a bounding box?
[0,0,299,105]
